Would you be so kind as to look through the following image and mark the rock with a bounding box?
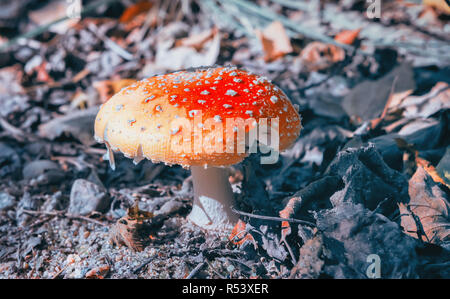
[41,191,69,212]
[68,179,109,216]
[0,143,21,178]
[154,199,184,216]
[326,144,408,213]
[315,203,419,278]
[16,192,41,227]
[0,192,15,211]
[23,160,65,186]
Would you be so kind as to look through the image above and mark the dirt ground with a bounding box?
[0,0,449,279]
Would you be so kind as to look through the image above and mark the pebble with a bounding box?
[68,179,110,216]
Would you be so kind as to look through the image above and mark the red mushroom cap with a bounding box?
[94,66,301,167]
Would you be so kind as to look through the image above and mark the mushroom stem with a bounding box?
[187,166,238,231]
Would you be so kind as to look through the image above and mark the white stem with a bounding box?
[187,166,238,231]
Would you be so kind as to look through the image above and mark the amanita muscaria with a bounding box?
[94,66,301,231]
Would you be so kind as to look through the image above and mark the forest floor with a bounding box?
[0,0,449,278]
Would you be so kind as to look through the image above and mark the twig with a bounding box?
[0,117,39,142]
[22,209,108,227]
[186,262,206,279]
[231,207,316,227]
[133,256,156,274]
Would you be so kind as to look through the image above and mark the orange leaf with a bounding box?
[93,79,137,103]
[119,1,153,23]
[334,28,361,45]
[85,265,110,279]
[299,42,345,71]
[279,197,301,241]
[255,21,293,62]
[229,219,254,246]
[416,156,449,188]
[176,28,218,51]
[423,0,450,14]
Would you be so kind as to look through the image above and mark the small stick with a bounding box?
[186,262,206,279]
[231,207,316,227]
[133,257,156,274]
[22,209,108,226]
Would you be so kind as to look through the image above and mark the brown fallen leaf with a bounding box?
[399,166,450,245]
[279,197,302,242]
[229,219,255,247]
[423,0,450,14]
[176,27,218,51]
[119,1,153,23]
[93,79,137,103]
[334,28,361,45]
[38,106,99,146]
[396,82,450,119]
[35,61,52,83]
[416,156,450,188]
[85,265,110,279]
[255,21,293,62]
[110,204,165,252]
[299,42,345,71]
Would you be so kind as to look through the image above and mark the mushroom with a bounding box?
[94,66,301,231]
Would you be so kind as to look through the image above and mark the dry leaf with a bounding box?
[398,82,450,119]
[423,0,450,14]
[299,42,345,71]
[255,21,293,62]
[399,166,450,245]
[176,27,218,51]
[229,219,255,246]
[28,0,79,34]
[279,197,302,241]
[93,79,137,103]
[39,106,99,146]
[110,204,160,252]
[334,28,361,45]
[153,32,221,71]
[119,1,153,23]
[85,265,110,279]
[416,156,449,188]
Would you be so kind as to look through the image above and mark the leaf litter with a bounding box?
[0,0,449,279]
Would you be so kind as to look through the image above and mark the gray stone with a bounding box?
[69,179,109,215]
[0,192,15,211]
[154,199,184,216]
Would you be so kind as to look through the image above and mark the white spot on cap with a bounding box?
[214,115,222,123]
[270,96,278,104]
[200,90,210,95]
[225,89,237,96]
[223,104,232,109]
